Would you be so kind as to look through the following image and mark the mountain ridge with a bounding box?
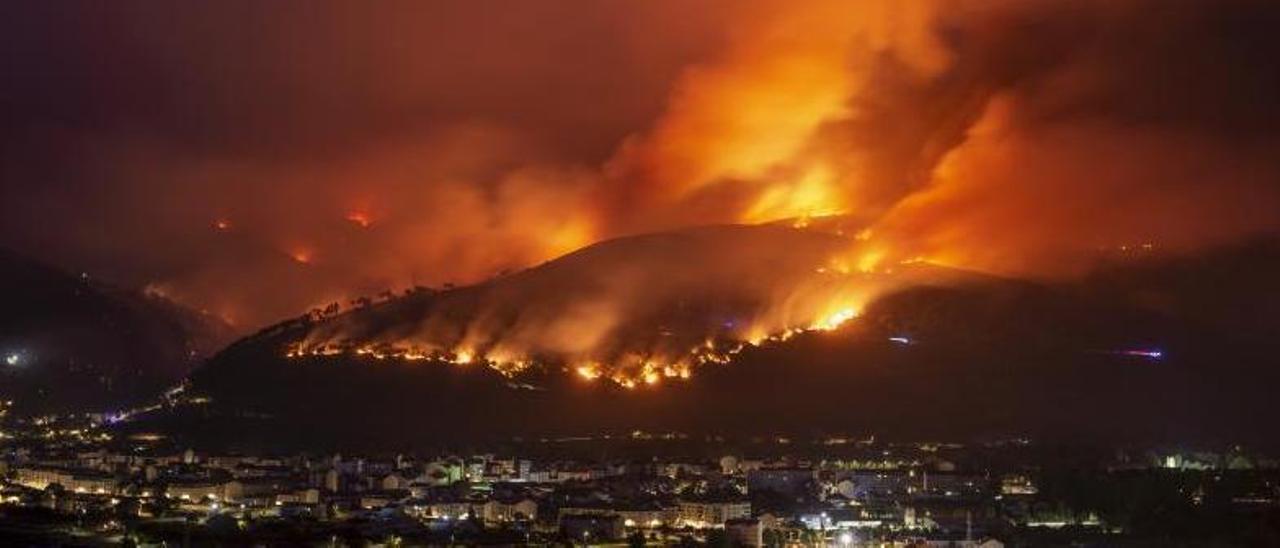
[0,248,235,414]
[139,227,1280,452]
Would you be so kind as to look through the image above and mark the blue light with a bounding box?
[1120,348,1163,360]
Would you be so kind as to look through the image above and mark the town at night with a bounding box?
[2,1,1280,546]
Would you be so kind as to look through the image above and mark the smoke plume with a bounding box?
[2,0,1278,330]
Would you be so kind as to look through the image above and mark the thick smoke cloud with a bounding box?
[2,0,1278,329]
[0,0,732,325]
[868,0,1280,274]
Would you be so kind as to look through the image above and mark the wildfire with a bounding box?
[277,227,895,389]
[345,211,373,228]
[289,248,313,264]
[213,219,232,231]
[744,164,845,224]
[812,307,858,331]
[543,218,594,259]
[282,294,870,389]
[857,250,885,273]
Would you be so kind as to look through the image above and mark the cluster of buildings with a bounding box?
[1,418,1277,545]
[0,446,1002,545]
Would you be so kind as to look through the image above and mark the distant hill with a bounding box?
[0,249,234,414]
[133,229,1280,452]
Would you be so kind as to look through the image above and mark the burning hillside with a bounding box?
[275,223,965,386]
[152,237,1280,451]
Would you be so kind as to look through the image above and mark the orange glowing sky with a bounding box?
[2,0,1279,329]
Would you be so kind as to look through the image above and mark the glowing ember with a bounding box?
[345,212,373,228]
[576,365,601,381]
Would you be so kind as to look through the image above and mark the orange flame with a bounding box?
[345,211,373,228]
